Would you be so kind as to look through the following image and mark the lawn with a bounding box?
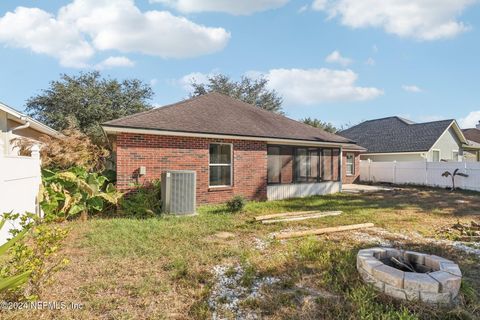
[4,186,480,319]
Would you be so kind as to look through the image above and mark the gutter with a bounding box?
[9,116,31,133]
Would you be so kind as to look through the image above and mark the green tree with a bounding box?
[190,74,284,114]
[26,71,154,144]
[301,117,338,133]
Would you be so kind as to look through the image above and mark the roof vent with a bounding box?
[161,170,196,215]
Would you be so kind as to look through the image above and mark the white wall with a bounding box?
[361,153,425,162]
[360,160,480,192]
[267,181,341,200]
[0,143,41,244]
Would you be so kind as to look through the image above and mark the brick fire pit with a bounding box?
[357,247,462,305]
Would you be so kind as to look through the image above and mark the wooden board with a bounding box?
[274,223,375,239]
[262,211,342,224]
[254,210,342,221]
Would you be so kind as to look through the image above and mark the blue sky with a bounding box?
[1,0,480,128]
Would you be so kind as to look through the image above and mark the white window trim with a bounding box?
[432,149,441,162]
[208,143,233,188]
[346,153,355,176]
[452,150,459,162]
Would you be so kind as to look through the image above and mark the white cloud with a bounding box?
[325,50,352,67]
[312,0,476,40]
[365,57,375,66]
[459,111,480,128]
[298,5,309,13]
[0,7,94,67]
[95,56,135,69]
[0,0,230,67]
[150,78,158,87]
[402,85,423,93]
[179,71,212,91]
[152,0,289,15]
[179,68,383,105]
[263,68,383,105]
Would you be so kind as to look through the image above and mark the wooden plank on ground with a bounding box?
[254,211,342,221]
[262,211,342,224]
[274,223,374,240]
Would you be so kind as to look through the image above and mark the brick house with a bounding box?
[102,93,365,204]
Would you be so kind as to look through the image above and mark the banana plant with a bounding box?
[442,169,469,191]
[40,167,122,220]
[0,219,31,292]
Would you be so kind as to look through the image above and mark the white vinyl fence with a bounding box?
[360,160,480,192]
[0,144,41,244]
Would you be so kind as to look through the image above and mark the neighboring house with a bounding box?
[339,116,480,162]
[0,101,59,244]
[462,121,480,162]
[102,93,365,204]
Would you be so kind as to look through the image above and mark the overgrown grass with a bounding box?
[4,186,480,319]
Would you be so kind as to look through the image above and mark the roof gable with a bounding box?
[339,116,461,153]
[103,92,355,144]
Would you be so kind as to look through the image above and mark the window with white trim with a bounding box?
[209,143,232,187]
[452,151,459,162]
[346,153,355,176]
[432,150,440,162]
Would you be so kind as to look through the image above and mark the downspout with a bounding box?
[9,116,31,132]
[6,116,30,155]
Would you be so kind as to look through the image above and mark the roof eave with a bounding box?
[101,124,356,147]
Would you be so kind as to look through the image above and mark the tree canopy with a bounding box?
[190,74,284,114]
[301,117,338,133]
[26,71,154,144]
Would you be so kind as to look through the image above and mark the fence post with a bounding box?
[368,159,372,182]
[425,160,428,186]
[393,161,397,184]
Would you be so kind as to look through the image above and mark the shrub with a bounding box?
[119,180,162,218]
[0,217,31,294]
[226,195,246,213]
[41,167,122,221]
[14,120,109,172]
[0,213,69,300]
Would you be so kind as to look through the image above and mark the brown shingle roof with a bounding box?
[103,92,357,145]
[463,128,480,144]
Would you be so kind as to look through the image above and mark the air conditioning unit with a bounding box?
[161,170,196,215]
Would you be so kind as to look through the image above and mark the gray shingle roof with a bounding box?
[338,116,454,153]
[103,92,359,145]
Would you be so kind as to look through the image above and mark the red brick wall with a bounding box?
[114,133,267,204]
[342,151,361,184]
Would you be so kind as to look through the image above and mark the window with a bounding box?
[267,146,281,184]
[267,145,340,184]
[452,151,459,162]
[432,150,440,162]
[209,144,232,187]
[322,149,333,180]
[346,153,355,176]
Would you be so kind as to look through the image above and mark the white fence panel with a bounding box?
[395,161,426,185]
[0,147,41,244]
[360,160,480,192]
[369,162,395,183]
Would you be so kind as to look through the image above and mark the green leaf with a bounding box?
[68,204,86,217]
[0,228,28,256]
[0,271,31,292]
[87,197,103,211]
[106,183,116,193]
